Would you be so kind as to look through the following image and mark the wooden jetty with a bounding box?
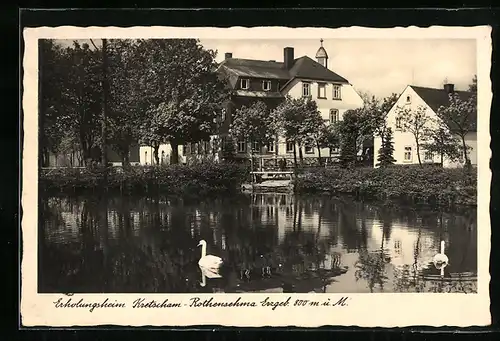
[242,171,294,193]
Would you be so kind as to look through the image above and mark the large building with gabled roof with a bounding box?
[139,40,364,167]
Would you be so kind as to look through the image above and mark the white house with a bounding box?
[374,83,477,168]
[140,40,364,167]
[139,143,187,166]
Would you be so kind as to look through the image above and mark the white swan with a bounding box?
[433,240,449,270]
[197,240,223,271]
[199,266,222,287]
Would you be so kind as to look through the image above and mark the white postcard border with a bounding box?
[21,25,492,327]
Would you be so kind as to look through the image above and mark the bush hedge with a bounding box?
[293,165,477,207]
[39,161,250,196]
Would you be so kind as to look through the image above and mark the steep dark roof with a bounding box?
[410,85,477,132]
[288,56,348,83]
[218,55,349,87]
[219,58,290,80]
[233,90,284,98]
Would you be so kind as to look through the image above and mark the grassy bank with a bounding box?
[294,165,477,207]
[40,163,477,207]
[39,162,249,196]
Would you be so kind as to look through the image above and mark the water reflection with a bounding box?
[39,193,477,293]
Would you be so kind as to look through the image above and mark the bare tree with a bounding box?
[395,105,432,166]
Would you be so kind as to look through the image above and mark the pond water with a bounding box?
[39,193,477,294]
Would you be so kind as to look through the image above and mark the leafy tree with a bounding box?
[376,127,396,167]
[229,101,275,170]
[421,123,462,167]
[271,96,303,167]
[39,40,100,166]
[40,40,103,166]
[369,93,399,150]
[135,39,229,164]
[106,39,144,167]
[139,101,177,165]
[298,99,325,165]
[221,136,237,162]
[337,109,373,168]
[395,105,432,166]
[468,74,477,93]
[271,96,323,167]
[317,123,341,164]
[39,39,66,166]
[436,78,477,168]
[355,89,374,106]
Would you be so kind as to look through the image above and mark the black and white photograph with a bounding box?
[21,25,491,327]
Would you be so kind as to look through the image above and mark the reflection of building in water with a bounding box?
[369,222,440,269]
[251,194,334,244]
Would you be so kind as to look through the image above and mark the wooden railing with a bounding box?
[250,171,294,183]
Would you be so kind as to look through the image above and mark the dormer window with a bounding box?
[240,78,249,90]
[318,83,327,99]
[262,80,271,91]
[332,85,341,100]
[302,82,311,97]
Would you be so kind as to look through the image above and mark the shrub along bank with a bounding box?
[293,165,477,207]
[39,162,250,196]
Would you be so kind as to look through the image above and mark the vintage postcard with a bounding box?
[21,25,491,327]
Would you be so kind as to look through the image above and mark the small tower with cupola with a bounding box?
[315,38,329,68]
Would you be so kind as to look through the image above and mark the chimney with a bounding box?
[443,83,455,93]
[225,52,233,60]
[284,47,294,69]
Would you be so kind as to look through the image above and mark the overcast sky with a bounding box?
[200,38,476,98]
[57,38,476,98]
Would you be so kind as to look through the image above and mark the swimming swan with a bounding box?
[197,240,223,271]
[433,240,449,269]
[199,266,222,287]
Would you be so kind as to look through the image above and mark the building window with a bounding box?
[318,83,327,99]
[396,117,402,129]
[406,95,411,104]
[161,150,166,164]
[252,141,260,153]
[144,151,148,165]
[237,140,246,153]
[330,147,339,155]
[302,82,311,97]
[286,141,294,153]
[332,85,341,100]
[262,80,271,91]
[240,78,249,90]
[424,151,433,161]
[305,140,315,154]
[182,144,187,155]
[267,141,275,153]
[404,146,412,161]
[329,109,339,124]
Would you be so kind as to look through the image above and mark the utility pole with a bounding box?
[101,39,109,178]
